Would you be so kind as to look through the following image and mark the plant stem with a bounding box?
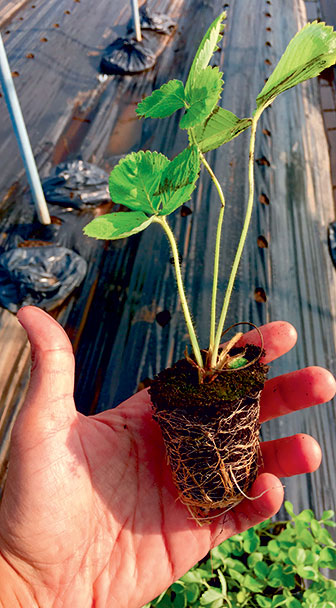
[200,154,226,353]
[211,107,263,368]
[153,215,204,368]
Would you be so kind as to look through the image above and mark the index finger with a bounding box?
[235,320,297,363]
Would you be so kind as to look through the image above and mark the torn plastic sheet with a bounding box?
[127,5,176,35]
[42,160,110,209]
[100,36,156,75]
[0,246,87,313]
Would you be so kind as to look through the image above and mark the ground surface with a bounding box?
[0,0,335,524]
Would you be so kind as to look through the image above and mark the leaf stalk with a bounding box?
[210,106,263,368]
[153,216,204,368]
[199,153,226,354]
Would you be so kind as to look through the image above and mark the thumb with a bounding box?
[16,306,77,436]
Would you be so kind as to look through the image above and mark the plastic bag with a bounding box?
[42,160,110,209]
[100,37,156,75]
[0,246,87,313]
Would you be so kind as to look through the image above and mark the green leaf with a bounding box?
[172,591,186,608]
[181,568,212,584]
[228,568,244,584]
[297,509,315,523]
[254,561,269,579]
[326,589,336,602]
[286,599,302,608]
[303,591,322,605]
[83,211,153,240]
[136,80,186,119]
[243,528,260,553]
[288,546,306,565]
[271,596,287,608]
[297,565,317,580]
[217,569,227,596]
[154,589,171,605]
[185,582,201,603]
[247,552,264,568]
[299,529,315,548]
[243,574,264,592]
[322,510,335,521]
[267,539,280,558]
[192,106,252,152]
[155,592,175,607]
[268,564,295,589]
[180,66,223,129]
[284,501,295,518]
[109,151,169,213]
[158,145,200,215]
[319,547,336,568]
[257,21,336,109]
[311,520,334,545]
[224,557,247,573]
[186,12,226,89]
[256,595,272,608]
[210,543,230,565]
[200,587,224,607]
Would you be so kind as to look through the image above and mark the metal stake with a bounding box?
[0,34,51,225]
[130,0,142,42]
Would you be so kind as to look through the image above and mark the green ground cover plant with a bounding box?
[143,502,336,608]
[83,16,336,522]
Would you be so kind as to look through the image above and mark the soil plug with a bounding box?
[84,16,336,523]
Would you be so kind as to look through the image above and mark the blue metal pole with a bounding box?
[0,33,50,224]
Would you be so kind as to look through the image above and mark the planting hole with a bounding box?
[256,156,270,166]
[11,71,19,77]
[40,37,48,42]
[265,12,272,17]
[181,204,192,217]
[259,192,270,205]
[257,235,268,248]
[254,287,267,303]
[264,58,272,66]
[266,27,272,32]
[26,53,35,59]
[262,128,271,137]
[265,41,272,47]
[53,23,60,28]
[65,10,71,14]
[156,310,171,327]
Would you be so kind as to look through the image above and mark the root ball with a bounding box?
[150,345,268,524]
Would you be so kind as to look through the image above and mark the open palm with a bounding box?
[0,306,334,608]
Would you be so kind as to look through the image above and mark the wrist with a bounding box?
[0,553,38,608]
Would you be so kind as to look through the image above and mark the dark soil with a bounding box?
[150,345,268,523]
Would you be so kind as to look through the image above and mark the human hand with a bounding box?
[0,307,334,608]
